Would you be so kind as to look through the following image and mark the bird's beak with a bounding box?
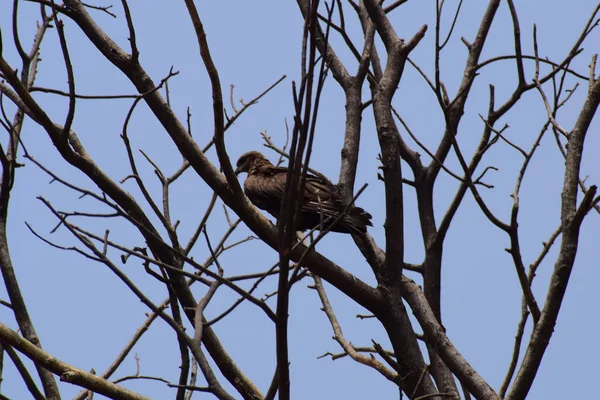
[234,166,242,175]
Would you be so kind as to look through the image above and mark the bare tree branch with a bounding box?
[0,323,150,400]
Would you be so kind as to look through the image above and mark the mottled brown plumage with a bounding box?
[235,151,372,234]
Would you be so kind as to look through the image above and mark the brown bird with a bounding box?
[235,151,372,234]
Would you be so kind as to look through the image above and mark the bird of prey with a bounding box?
[235,151,372,234]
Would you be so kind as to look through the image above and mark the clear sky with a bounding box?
[1,1,599,399]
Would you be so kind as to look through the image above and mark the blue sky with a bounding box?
[1,1,599,399]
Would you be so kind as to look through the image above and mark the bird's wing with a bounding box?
[301,175,344,216]
[246,165,343,215]
[261,167,334,200]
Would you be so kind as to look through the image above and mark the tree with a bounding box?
[0,1,599,399]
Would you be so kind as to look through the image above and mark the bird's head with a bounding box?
[235,151,270,175]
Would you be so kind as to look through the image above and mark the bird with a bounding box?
[235,151,372,234]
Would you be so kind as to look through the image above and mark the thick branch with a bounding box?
[0,323,149,400]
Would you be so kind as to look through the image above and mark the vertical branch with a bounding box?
[51,12,76,137]
[363,0,427,278]
[3,344,45,400]
[275,2,325,397]
[506,0,526,86]
[182,0,241,198]
[337,18,375,201]
[167,282,191,400]
[418,1,503,393]
[434,0,443,98]
[507,59,600,400]
[429,0,501,179]
[360,3,445,398]
[0,342,3,393]
[0,8,60,399]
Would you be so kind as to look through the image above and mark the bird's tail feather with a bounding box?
[304,201,372,233]
[322,206,372,234]
[342,207,373,233]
